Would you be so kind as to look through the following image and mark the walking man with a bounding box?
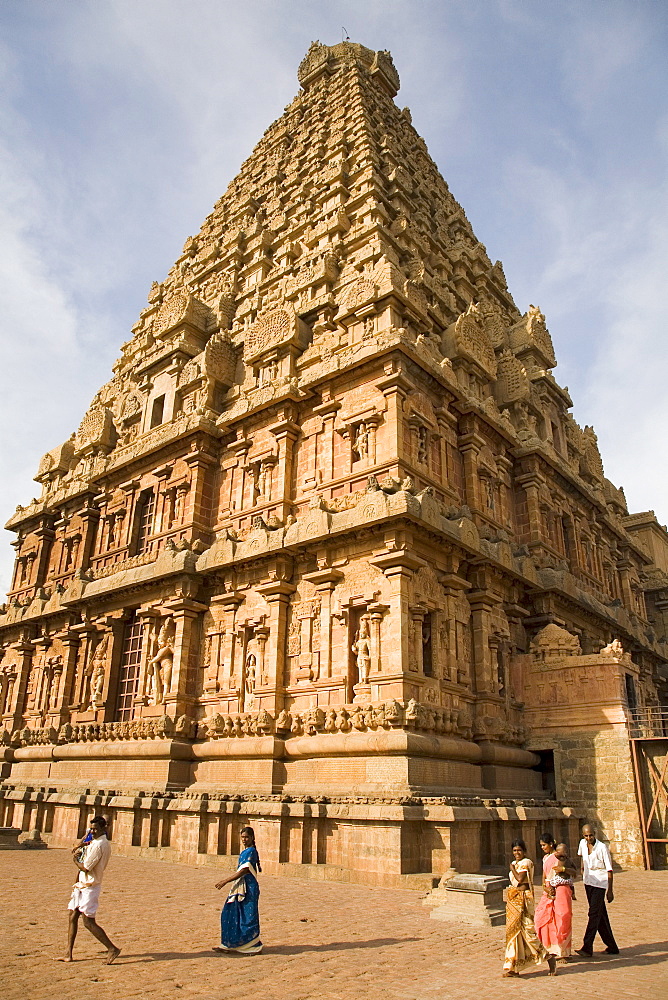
[576,823,619,957]
[60,815,120,964]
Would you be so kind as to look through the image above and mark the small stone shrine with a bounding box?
[1,41,667,885]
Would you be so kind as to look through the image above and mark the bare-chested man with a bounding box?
[59,815,120,964]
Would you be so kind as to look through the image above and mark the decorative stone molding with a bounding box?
[243,307,309,363]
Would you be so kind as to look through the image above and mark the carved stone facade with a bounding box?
[1,41,666,881]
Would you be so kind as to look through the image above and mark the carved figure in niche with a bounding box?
[422,617,433,676]
[82,633,109,710]
[417,425,429,464]
[351,617,372,683]
[107,514,117,549]
[252,462,271,506]
[0,665,16,716]
[46,655,63,711]
[259,360,278,386]
[353,422,369,461]
[244,653,257,710]
[258,463,271,502]
[496,647,506,697]
[90,661,105,709]
[147,620,175,705]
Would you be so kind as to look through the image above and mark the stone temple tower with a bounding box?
[1,41,667,881]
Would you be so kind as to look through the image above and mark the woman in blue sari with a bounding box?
[214,827,262,954]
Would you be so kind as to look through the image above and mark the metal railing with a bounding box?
[627,707,668,740]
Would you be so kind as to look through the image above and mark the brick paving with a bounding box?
[1,848,667,1000]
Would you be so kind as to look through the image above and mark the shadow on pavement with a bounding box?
[119,936,421,962]
[518,941,668,978]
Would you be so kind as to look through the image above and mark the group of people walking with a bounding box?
[61,817,264,961]
[503,823,619,977]
[61,816,619,971]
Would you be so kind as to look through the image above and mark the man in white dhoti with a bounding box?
[59,815,120,964]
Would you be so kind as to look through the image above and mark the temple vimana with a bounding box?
[1,41,667,884]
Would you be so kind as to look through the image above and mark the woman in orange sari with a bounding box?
[503,839,556,977]
[534,833,574,961]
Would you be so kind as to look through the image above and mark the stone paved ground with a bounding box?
[1,849,667,1000]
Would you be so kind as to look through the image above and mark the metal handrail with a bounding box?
[628,707,668,739]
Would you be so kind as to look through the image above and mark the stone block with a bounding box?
[0,827,23,850]
[423,873,508,926]
[20,828,47,849]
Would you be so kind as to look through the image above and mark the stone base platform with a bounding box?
[423,872,508,925]
[0,827,22,850]
[0,781,581,887]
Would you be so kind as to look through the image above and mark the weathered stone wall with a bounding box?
[529,726,643,868]
[0,784,578,888]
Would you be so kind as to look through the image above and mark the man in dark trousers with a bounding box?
[576,823,619,957]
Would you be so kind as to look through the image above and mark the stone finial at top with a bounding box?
[298,40,400,97]
[509,304,556,370]
[530,623,582,661]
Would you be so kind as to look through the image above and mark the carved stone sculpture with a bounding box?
[351,617,372,683]
[147,620,175,705]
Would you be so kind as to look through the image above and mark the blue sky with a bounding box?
[0,0,667,594]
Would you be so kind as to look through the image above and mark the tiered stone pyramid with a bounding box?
[1,42,665,880]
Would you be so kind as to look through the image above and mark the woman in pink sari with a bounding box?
[534,833,574,961]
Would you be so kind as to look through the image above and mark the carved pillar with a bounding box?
[617,550,635,612]
[78,500,101,571]
[409,605,427,673]
[516,466,546,546]
[33,516,56,587]
[312,396,341,485]
[468,591,499,696]
[435,405,456,490]
[28,635,51,720]
[367,601,389,676]
[229,435,251,513]
[54,630,81,725]
[254,626,269,686]
[135,607,161,706]
[303,569,344,681]
[206,593,244,700]
[256,579,296,714]
[268,408,301,523]
[376,367,412,467]
[4,640,33,732]
[458,425,484,513]
[47,657,64,716]
[184,449,216,545]
[495,454,513,528]
[370,548,424,700]
[162,598,208,718]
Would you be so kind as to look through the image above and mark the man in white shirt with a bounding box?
[576,823,619,957]
[59,815,120,964]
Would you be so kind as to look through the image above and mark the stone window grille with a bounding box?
[134,489,156,555]
[115,614,143,721]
